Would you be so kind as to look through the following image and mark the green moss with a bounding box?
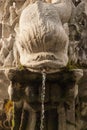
[12,119,15,128]
[66,61,87,70]
[18,64,25,71]
[66,62,78,70]
[12,103,15,129]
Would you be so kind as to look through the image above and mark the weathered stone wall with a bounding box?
[0,0,87,130]
[0,70,9,99]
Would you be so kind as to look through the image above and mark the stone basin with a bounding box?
[6,67,83,130]
[7,68,83,106]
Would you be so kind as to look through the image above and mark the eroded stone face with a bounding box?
[16,1,69,73]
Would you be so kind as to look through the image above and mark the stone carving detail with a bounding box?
[0,0,87,130]
[0,0,73,72]
[15,0,73,73]
[7,68,83,130]
[69,0,87,67]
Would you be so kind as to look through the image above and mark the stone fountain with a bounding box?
[0,0,87,130]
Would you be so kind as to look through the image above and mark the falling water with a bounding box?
[40,71,46,130]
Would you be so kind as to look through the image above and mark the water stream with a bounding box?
[40,72,46,130]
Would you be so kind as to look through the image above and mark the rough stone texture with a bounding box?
[75,69,87,130]
[0,0,87,130]
[15,0,72,73]
[0,0,73,73]
[0,70,9,99]
[69,0,87,67]
[7,68,82,130]
[79,70,87,99]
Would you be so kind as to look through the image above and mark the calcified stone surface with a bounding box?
[0,0,87,130]
[15,0,72,73]
[6,68,83,130]
[69,0,87,67]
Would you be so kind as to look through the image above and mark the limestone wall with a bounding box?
[0,0,87,130]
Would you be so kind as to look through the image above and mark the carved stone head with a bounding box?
[16,1,69,73]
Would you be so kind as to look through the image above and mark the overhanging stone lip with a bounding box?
[5,67,83,84]
[21,58,68,73]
